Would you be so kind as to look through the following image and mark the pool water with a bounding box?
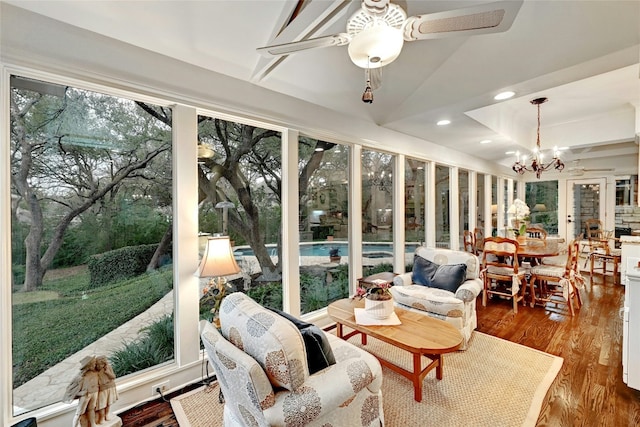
[234,242,419,257]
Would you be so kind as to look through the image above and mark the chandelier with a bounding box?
[512,97,565,178]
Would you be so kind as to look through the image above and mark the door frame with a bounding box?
[565,177,607,240]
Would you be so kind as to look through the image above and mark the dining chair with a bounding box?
[463,230,475,254]
[528,237,583,315]
[481,237,526,313]
[583,218,603,255]
[473,227,484,256]
[589,229,621,285]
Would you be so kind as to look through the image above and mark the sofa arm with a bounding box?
[455,278,483,302]
[393,272,412,286]
[264,336,383,425]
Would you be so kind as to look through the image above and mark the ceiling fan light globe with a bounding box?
[348,25,403,68]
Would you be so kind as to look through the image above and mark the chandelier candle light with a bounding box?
[512,97,565,179]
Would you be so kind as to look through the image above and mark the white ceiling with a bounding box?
[7,0,640,172]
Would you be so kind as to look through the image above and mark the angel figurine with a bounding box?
[64,356,100,427]
[95,355,118,423]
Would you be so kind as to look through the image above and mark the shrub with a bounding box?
[109,315,174,377]
[87,244,160,288]
[247,281,283,310]
[363,263,393,277]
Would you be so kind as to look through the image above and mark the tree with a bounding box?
[134,105,337,280]
[10,83,171,291]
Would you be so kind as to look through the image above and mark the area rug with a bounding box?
[170,332,562,426]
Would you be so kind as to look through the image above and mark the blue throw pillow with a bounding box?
[268,308,336,374]
[412,255,439,286]
[431,263,468,293]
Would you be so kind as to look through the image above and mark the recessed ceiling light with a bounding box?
[558,146,569,151]
[480,139,492,144]
[505,150,516,155]
[494,91,515,100]
[437,119,451,126]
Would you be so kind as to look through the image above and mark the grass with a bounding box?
[12,265,173,387]
[12,290,59,305]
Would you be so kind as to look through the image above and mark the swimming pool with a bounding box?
[233,242,420,257]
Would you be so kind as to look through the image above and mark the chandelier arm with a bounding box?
[511,97,563,179]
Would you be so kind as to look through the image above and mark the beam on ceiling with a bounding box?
[251,0,351,82]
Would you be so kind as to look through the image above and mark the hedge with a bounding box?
[87,244,159,288]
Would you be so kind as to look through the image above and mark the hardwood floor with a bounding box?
[477,273,640,426]
[119,274,640,426]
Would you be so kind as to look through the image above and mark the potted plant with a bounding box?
[353,283,394,319]
[329,247,341,262]
[508,199,530,244]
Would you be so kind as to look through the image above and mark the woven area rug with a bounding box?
[170,332,562,426]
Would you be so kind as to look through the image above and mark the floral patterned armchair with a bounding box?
[200,292,384,427]
[390,247,482,350]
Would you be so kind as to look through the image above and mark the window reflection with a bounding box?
[405,158,426,270]
[435,165,451,248]
[298,136,350,314]
[10,76,174,414]
[362,150,394,274]
[197,116,283,311]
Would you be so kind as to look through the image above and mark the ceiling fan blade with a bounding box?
[256,33,351,57]
[403,0,523,41]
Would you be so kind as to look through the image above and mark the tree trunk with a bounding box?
[148,224,173,271]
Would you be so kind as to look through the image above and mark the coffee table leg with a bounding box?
[435,355,443,380]
[336,323,343,338]
[412,353,423,402]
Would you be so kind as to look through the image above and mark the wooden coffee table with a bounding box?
[327,298,463,402]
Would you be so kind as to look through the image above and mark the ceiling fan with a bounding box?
[257,0,523,70]
[568,160,614,176]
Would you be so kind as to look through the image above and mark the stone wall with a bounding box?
[616,206,640,232]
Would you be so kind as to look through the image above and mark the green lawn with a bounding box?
[12,266,173,387]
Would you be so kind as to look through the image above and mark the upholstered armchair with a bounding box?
[390,247,482,350]
[200,292,384,427]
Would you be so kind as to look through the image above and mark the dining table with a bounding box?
[516,239,560,259]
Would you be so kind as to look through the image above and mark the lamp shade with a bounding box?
[195,236,240,278]
[348,25,404,68]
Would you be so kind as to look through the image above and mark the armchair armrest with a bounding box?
[393,272,412,286]
[455,278,482,302]
[264,335,383,425]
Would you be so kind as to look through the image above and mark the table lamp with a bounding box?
[195,235,240,325]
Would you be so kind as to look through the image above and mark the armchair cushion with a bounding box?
[201,321,275,424]
[221,293,308,391]
[269,308,336,374]
[390,285,465,318]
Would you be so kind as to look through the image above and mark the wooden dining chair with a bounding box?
[481,237,526,313]
[589,229,621,285]
[463,230,475,254]
[528,237,582,315]
[473,227,484,256]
